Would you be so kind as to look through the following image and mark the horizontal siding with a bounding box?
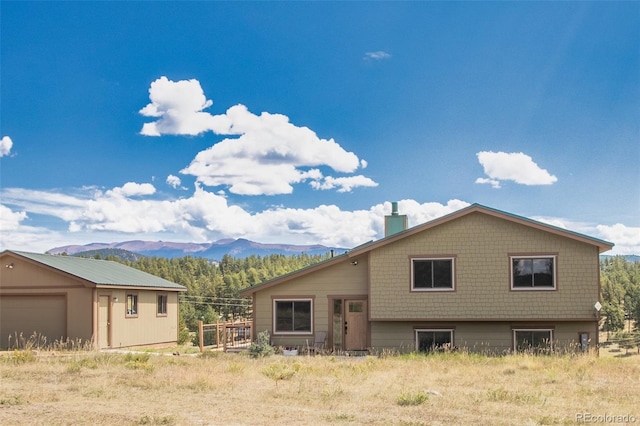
[370,212,600,321]
[254,256,368,348]
[108,290,179,348]
[371,321,597,354]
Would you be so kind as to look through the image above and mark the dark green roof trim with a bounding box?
[4,250,186,291]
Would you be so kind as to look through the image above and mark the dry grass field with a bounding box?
[1,349,638,426]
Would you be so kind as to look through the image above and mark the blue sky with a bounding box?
[1,2,638,255]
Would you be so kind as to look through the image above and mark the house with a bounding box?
[240,203,613,354]
[0,250,186,350]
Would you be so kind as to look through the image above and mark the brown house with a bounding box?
[240,204,613,354]
[0,250,186,350]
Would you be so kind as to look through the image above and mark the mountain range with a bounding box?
[48,239,347,260]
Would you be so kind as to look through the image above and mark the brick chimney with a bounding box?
[384,201,408,237]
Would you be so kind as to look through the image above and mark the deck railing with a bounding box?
[197,319,252,352]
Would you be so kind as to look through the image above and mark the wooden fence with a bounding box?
[197,320,253,352]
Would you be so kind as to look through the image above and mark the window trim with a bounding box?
[272,298,314,335]
[125,293,138,318]
[414,329,454,352]
[512,328,554,352]
[410,256,456,292]
[157,293,168,317]
[510,254,557,291]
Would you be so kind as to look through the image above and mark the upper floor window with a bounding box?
[157,294,168,316]
[273,299,312,334]
[511,256,556,290]
[126,293,138,317]
[411,257,455,291]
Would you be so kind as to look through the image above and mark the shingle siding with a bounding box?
[369,212,600,320]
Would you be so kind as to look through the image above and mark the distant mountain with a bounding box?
[48,239,346,260]
[72,248,145,262]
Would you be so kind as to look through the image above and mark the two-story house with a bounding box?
[240,203,613,354]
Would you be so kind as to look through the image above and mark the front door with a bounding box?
[98,296,111,349]
[344,300,367,350]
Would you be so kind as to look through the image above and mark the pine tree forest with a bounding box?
[100,252,332,332]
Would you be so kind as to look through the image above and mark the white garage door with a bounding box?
[0,295,66,350]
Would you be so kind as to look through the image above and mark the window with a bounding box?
[273,299,312,334]
[157,294,168,316]
[126,294,138,317]
[513,329,553,353]
[411,258,454,290]
[511,256,556,289]
[415,329,453,352]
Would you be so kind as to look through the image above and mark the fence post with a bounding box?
[216,318,220,349]
[198,320,204,353]
[223,321,227,352]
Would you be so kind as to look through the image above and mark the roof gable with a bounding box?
[349,203,614,256]
[3,251,186,291]
[240,203,613,295]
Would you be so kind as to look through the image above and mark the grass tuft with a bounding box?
[396,390,429,406]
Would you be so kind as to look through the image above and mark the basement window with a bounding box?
[513,329,553,353]
[415,329,454,352]
[126,293,138,317]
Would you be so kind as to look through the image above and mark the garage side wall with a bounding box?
[0,254,93,349]
[108,290,179,348]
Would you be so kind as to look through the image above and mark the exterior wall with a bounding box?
[0,253,94,346]
[369,212,601,321]
[0,253,180,349]
[106,290,179,348]
[370,320,597,354]
[253,256,368,348]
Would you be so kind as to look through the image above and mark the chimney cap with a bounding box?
[391,201,398,216]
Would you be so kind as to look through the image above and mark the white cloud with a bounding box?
[0,183,470,252]
[107,182,156,197]
[310,175,379,193]
[596,224,640,255]
[1,136,14,157]
[166,174,183,189]
[364,51,391,60]
[140,78,376,196]
[180,104,373,195]
[139,76,220,136]
[534,216,639,256]
[1,184,637,256]
[0,204,27,231]
[475,151,558,187]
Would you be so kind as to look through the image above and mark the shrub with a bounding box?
[249,330,275,358]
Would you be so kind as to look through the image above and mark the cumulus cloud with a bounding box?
[107,182,156,197]
[310,175,379,193]
[0,204,27,231]
[1,184,637,256]
[364,51,391,60]
[166,175,183,189]
[139,76,220,136]
[140,77,376,195]
[1,136,14,157]
[0,183,472,251]
[596,224,640,255]
[475,151,558,188]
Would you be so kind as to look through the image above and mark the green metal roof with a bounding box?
[6,251,186,291]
